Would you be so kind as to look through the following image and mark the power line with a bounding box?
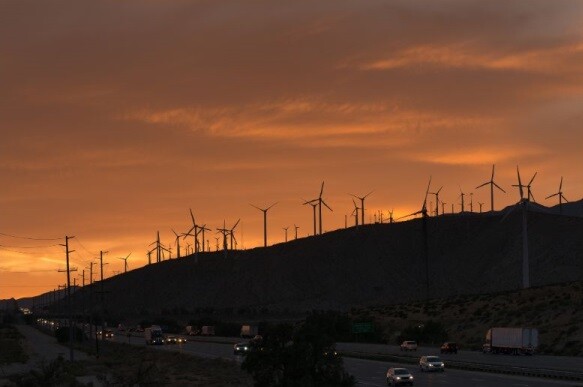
[0,232,61,241]
[0,244,61,249]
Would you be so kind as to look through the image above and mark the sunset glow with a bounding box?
[1,0,583,299]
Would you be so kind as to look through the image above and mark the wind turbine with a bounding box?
[294,224,300,239]
[478,202,484,213]
[283,226,289,242]
[117,253,131,273]
[512,166,537,203]
[216,220,230,257]
[388,209,394,224]
[228,219,241,250]
[350,191,373,225]
[302,198,318,236]
[429,187,443,216]
[171,229,182,258]
[476,164,506,212]
[505,166,534,288]
[441,202,447,215]
[459,188,466,213]
[185,209,201,254]
[546,177,569,213]
[306,182,332,235]
[351,198,360,226]
[398,176,432,301]
[251,202,277,247]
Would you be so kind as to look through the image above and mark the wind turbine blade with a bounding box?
[250,203,262,211]
[493,182,506,193]
[364,190,374,199]
[562,194,569,202]
[126,253,131,259]
[475,182,489,189]
[422,176,432,209]
[352,198,357,208]
[545,192,558,199]
[232,218,241,230]
[491,164,495,180]
[171,228,179,237]
[319,181,325,198]
[322,200,333,212]
[436,186,442,195]
[528,172,537,186]
[266,202,278,211]
[189,208,196,225]
[516,166,524,200]
[397,210,422,220]
[529,191,536,202]
[559,176,563,191]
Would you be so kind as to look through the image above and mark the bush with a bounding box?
[55,326,85,343]
[242,322,355,386]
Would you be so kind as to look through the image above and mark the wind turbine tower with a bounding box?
[476,164,506,212]
[251,202,277,247]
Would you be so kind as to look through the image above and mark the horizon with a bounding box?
[2,0,583,299]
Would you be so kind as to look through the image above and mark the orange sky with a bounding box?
[2,0,583,299]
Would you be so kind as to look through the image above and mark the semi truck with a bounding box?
[145,325,164,345]
[240,324,259,338]
[201,325,215,336]
[483,327,538,355]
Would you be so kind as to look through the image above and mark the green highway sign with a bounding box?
[352,322,373,333]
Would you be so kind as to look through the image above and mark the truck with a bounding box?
[483,327,538,355]
[145,325,164,345]
[240,324,259,338]
[185,325,200,336]
[201,325,215,336]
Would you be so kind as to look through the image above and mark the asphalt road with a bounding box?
[121,336,583,387]
[344,357,582,387]
[337,342,583,372]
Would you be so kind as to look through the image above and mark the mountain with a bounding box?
[16,200,583,318]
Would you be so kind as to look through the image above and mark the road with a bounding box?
[116,335,583,386]
[344,357,581,387]
[337,342,583,372]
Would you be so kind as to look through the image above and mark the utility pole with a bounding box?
[99,250,109,344]
[59,235,76,362]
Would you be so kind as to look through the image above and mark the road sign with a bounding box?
[352,322,373,333]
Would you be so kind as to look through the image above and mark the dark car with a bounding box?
[234,341,254,355]
[440,342,458,354]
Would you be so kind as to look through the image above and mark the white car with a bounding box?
[419,355,445,372]
[400,340,417,351]
[386,367,414,386]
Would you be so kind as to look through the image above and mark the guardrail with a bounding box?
[340,351,583,382]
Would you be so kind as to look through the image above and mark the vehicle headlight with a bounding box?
[396,377,401,380]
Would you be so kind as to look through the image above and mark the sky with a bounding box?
[1,0,583,299]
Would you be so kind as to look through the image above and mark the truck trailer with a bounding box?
[483,327,538,355]
[240,324,259,338]
[145,325,164,345]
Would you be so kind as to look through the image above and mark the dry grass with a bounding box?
[355,281,583,355]
[80,341,253,386]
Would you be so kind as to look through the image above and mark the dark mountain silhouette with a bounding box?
[11,200,583,318]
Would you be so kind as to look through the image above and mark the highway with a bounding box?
[115,334,583,386]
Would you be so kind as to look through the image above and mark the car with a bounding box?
[419,355,445,372]
[233,341,254,355]
[164,335,186,344]
[386,367,414,386]
[97,330,114,338]
[400,341,417,351]
[440,342,458,354]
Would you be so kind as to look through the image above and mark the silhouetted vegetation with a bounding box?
[0,324,27,364]
[242,319,355,386]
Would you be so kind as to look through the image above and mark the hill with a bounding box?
[35,202,582,318]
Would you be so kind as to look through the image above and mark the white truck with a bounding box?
[145,325,164,345]
[201,325,215,336]
[240,324,259,338]
[483,327,538,355]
